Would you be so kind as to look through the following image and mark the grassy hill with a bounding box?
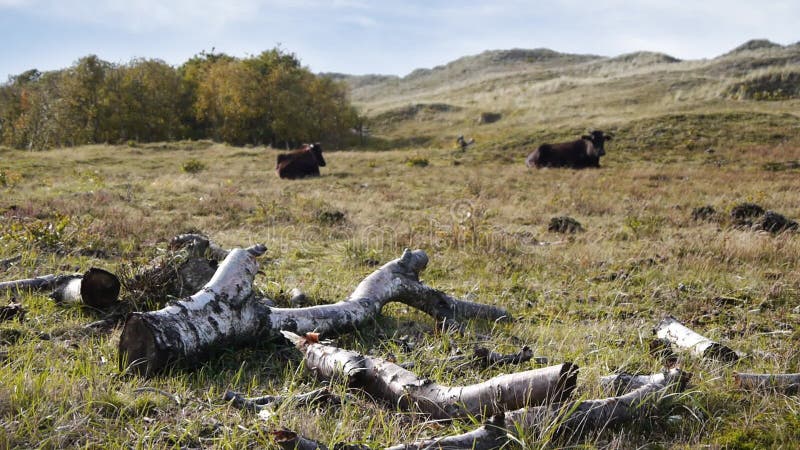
[1,40,800,448]
[336,39,800,153]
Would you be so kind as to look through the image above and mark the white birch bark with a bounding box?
[119,248,510,376]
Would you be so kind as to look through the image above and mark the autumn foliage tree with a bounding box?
[0,48,358,149]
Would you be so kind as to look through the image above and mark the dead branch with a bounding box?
[654,315,738,362]
[734,372,800,394]
[276,369,687,450]
[474,345,537,367]
[283,332,577,420]
[0,301,25,322]
[0,268,120,308]
[224,387,342,411]
[119,248,510,376]
[122,234,228,306]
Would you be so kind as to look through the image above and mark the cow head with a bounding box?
[581,130,612,156]
[308,143,326,167]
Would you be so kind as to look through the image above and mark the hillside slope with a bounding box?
[333,40,800,151]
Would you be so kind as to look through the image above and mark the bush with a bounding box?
[404,156,429,167]
[181,159,206,174]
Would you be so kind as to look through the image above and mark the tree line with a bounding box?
[0,49,360,150]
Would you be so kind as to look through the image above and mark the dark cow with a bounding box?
[526,130,612,169]
[276,143,326,179]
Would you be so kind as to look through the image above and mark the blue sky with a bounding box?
[1,0,798,81]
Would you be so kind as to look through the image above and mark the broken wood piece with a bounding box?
[277,369,686,450]
[0,268,120,308]
[283,331,577,420]
[600,368,691,395]
[124,234,227,304]
[119,245,270,375]
[734,372,800,394]
[51,268,121,308]
[119,248,510,376]
[0,301,25,322]
[474,345,537,367]
[169,233,229,261]
[0,273,67,295]
[224,386,342,411]
[654,315,738,362]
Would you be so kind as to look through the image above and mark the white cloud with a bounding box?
[2,0,265,32]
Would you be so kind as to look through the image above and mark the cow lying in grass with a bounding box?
[526,130,612,169]
[276,143,326,179]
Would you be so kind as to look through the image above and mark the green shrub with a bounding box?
[404,156,429,167]
[181,159,206,174]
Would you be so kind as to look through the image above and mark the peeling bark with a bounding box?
[277,370,687,450]
[119,245,270,375]
[654,316,738,362]
[119,248,510,376]
[283,332,577,420]
[734,372,800,394]
[0,268,120,308]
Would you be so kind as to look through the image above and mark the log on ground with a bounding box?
[277,369,687,450]
[283,331,577,420]
[119,248,510,376]
[0,268,120,308]
[734,372,800,394]
[654,315,738,362]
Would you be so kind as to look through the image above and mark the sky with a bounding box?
[1,0,798,82]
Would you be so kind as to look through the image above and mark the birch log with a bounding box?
[276,369,687,450]
[0,268,120,308]
[283,332,577,420]
[119,248,510,376]
[734,372,800,394]
[654,316,738,362]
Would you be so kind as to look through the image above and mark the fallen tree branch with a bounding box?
[283,332,577,420]
[734,372,800,394]
[654,316,738,362]
[224,386,342,411]
[276,369,687,450]
[119,248,510,376]
[0,268,120,308]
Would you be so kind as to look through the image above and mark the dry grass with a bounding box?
[1,132,799,448]
[2,41,800,448]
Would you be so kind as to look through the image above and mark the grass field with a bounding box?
[2,41,800,449]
